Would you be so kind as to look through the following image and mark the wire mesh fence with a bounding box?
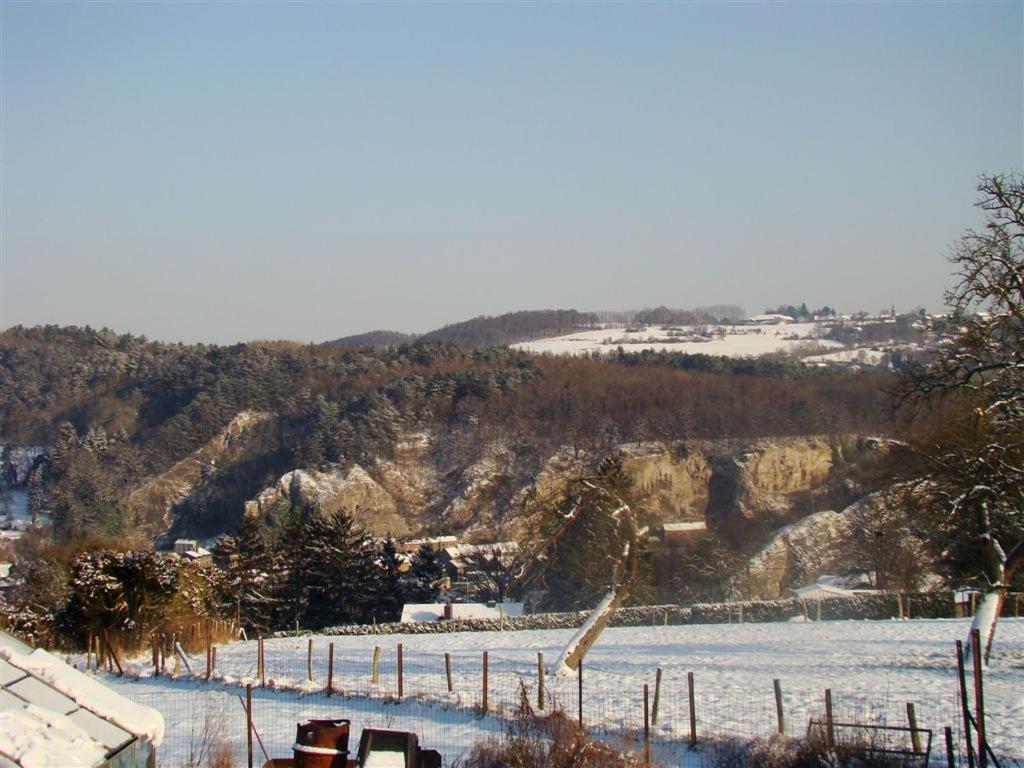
[81,638,1024,768]
[90,638,1021,768]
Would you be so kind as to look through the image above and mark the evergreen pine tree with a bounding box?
[301,510,376,628]
[405,544,445,603]
[371,538,406,622]
[232,516,284,633]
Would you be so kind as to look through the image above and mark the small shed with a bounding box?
[661,520,707,547]
[0,631,164,768]
[791,583,852,601]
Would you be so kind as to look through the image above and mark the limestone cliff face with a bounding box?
[623,448,712,521]
[732,491,889,599]
[239,435,844,542]
[243,465,411,537]
[735,509,852,599]
[128,411,272,537]
[704,437,835,541]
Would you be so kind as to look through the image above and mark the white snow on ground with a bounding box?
[91,618,1023,766]
[512,323,842,358]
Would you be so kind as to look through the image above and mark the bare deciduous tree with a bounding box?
[897,172,1024,663]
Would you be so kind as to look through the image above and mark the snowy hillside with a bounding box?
[512,323,842,357]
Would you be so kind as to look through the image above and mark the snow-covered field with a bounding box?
[93,617,1023,766]
[512,323,842,358]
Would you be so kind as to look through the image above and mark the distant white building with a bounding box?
[749,314,793,325]
[661,520,707,547]
[398,535,458,555]
[400,601,524,623]
[440,542,519,580]
[173,539,211,566]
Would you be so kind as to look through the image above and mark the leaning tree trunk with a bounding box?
[554,505,639,676]
[965,534,1022,666]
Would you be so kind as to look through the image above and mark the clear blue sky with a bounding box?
[2,1,1021,343]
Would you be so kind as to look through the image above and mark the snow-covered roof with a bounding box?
[441,542,519,572]
[398,536,458,552]
[400,602,524,623]
[0,632,164,768]
[791,574,879,599]
[181,547,211,561]
[750,314,793,323]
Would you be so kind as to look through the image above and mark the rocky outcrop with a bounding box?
[733,491,891,599]
[244,465,412,537]
[226,428,879,553]
[735,509,852,598]
[129,411,272,536]
[623,448,712,521]
[704,437,835,541]
[440,442,516,531]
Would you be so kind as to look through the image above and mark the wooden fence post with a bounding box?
[907,596,912,620]
[372,646,381,685]
[397,643,404,700]
[327,643,334,696]
[445,652,453,693]
[86,634,93,671]
[956,640,977,768]
[816,600,821,622]
[652,667,663,726]
[537,652,545,710]
[211,646,217,678]
[643,683,650,763]
[687,671,697,747]
[482,651,489,714]
[945,727,956,768]
[152,636,159,677]
[906,702,921,753]
[971,629,987,768]
[246,683,253,768]
[257,637,263,686]
[825,689,835,750]
[774,678,785,734]
[307,639,313,683]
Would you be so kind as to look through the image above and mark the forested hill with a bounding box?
[327,309,598,349]
[419,309,600,347]
[329,330,419,348]
[1,324,894,543]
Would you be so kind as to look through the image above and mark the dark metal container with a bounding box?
[292,719,351,768]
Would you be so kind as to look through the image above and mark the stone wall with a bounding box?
[273,591,995,638]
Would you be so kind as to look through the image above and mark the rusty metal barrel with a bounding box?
[292,719,351,768]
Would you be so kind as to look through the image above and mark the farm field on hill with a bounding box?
[512,323,843,357]
[99,618,1024,766]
